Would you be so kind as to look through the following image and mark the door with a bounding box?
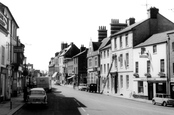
[170,83,174,99]
[114,72,118,93]
[148,82,153,100]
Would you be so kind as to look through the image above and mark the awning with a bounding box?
[52,72,58,78]
[67,75,75,79]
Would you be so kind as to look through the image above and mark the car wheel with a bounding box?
[152,100,156,105]
[163,102,167,107]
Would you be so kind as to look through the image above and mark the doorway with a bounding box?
[170,83,174,99]
[148,82,153,100]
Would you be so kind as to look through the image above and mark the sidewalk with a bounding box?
[64,84,152,104]
[0,93,25,115]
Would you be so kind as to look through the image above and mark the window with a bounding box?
[7,42,10,61]
[120,75,123,88]
[107,50,109,57]
[104,51,106,58]
[95,57,98,66]
[1,46,5,65]
[88,58,92,67]
[160,59,165,72]
[153,45,157,53]
[114,37,117,49]
[147,60,150,73]
[126,53,129,67]
[100,52,102,59]
[100,65,102,74]
[138,81,144,93]
[173,63,174,75]
[104,64,106,74]
[126,75,129,89]
[115,55,117,68]
[125,34,128,47]
[120,36,122,48]
[135,62,138,73]
[172,42,174,51]
[120,54,123,67]
[107,63,109,74]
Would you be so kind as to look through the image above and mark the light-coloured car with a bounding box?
[78,83,87,91]
[27,88,47,105]
[152,93,174,106]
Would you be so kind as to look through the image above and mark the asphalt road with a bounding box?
[14,85,174,115]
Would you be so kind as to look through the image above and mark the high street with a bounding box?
[14,85,174,115]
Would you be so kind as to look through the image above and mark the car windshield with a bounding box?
[31,90,45,95]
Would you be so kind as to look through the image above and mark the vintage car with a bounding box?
[27,88,47,105]
[152,93,174,106]
[86,83,97,93]
[78,83,87,91]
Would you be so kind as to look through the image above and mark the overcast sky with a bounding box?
[1,0,174,71]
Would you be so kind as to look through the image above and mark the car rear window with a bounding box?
[31,90,45,95]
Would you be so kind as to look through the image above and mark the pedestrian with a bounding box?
[23,86,28,102]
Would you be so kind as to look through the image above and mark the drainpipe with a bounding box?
[167,34,171,95]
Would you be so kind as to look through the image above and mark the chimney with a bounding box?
[61,42,68,50]
[147,7,159,19]
[80,44,86,52]
[126,18,135,26]
[98,26,107,42]
[110,19,127,35]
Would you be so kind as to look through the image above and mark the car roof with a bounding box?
[30,88,45,91]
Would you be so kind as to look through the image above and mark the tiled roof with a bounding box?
[99,37,111,50]
[135,30,174,48]
[111,19,146,37]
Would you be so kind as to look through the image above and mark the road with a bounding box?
[14,85,174,115]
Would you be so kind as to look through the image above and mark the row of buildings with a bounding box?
[49,7,174,100]
[0,2,41,102]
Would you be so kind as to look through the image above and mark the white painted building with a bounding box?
[133,31,173,100]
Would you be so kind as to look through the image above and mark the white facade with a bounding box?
[133,43,167,98]
[100,46,111,94]
[111,31,134,97]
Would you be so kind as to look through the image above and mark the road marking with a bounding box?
[74,99,81,106]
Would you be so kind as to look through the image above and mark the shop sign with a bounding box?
[0,12,7,29]
[1,67,7,74]
[14,46,24,53]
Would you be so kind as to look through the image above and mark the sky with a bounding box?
[1,0,174,71]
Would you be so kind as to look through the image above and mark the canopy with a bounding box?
[67,75,75,79]
[52,72,58,78]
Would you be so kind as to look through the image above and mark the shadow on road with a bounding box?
[16,88,86,115]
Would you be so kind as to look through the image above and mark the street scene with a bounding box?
[1,0,174,115]
[14,84,174,115]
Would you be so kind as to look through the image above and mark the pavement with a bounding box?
[0,93,25,115]
[0,85,152,115]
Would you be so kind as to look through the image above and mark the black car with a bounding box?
[86,83,97,93]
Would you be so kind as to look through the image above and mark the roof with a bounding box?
[92,42,101,51]
[60,45,71,56]
[135,30,174,48]
[99,37,111,50]
[0,2,19,28]
[72,49,88,58]
[111,19,146,37]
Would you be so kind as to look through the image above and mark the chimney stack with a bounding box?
[126,18,135,26]
[147,7,159,19]
[98,26,107,42]
[61,42,68,50]
[110,19,127,35]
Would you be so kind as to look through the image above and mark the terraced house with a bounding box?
[110,7,174,98]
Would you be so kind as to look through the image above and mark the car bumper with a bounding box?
[27,101,47,104]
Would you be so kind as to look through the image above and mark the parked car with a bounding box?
[86,83,97,93]
[27,88,47,105]
[152,93,174,106]
[78,83,87,91]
